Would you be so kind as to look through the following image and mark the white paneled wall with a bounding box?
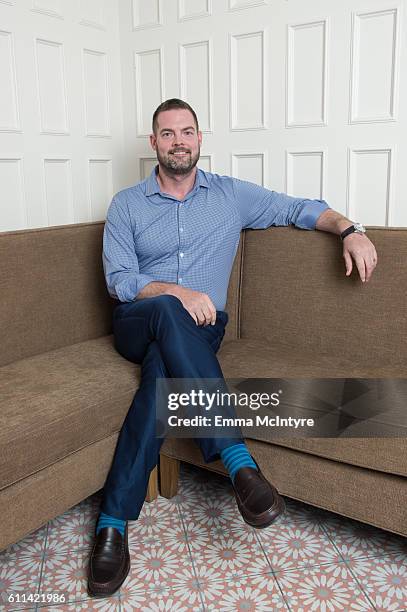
[119,0,407,227]
[0,0,125,231]
[1,0,407,231]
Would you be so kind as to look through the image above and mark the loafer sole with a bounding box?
[87,552,130,598]
[237,493,286,529]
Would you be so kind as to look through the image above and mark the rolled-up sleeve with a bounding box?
[233,178,330,230]
[102,195,154,302]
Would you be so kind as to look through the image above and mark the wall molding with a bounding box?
[229,29,267,131]
[132,0,162,31]
[178,39,213,133]
[178,0,212,21]
[31,0,64,20]
[134,47,165,137]
[349,8,400,124]
[0,30,21,132]
[286,19,329,128]
[285,148,326,199]
[35,38,69,135]
[87,156,113,221]
[231,151,267,186]
[346,146,395,226]
[82,48,111,138]
[0,158,27,230]
[228,0,268,12]
[42,157,74,225]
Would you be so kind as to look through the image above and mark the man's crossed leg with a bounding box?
[87,295,285,597]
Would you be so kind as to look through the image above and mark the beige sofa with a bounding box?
[160,226,407,536]
[0,222,406,552]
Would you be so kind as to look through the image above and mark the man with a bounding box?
[87,98,377,596]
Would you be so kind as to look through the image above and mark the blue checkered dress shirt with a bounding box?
[102,165,330,310]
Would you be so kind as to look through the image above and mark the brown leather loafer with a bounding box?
[232,462,285,529]
[87,524,130,597]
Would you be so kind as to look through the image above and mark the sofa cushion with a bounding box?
[217,339,407,477]
[0,336,138,490]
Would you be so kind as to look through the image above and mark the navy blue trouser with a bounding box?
[100,294,243,520]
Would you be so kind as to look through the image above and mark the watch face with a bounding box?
[354,223,366,233]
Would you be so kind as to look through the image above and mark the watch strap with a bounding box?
[340,225,357,241]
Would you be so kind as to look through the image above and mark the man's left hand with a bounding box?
[343,233,378,282]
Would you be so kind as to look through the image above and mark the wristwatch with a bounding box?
[340,223,366,241]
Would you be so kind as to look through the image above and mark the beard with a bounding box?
[156,146,200,175]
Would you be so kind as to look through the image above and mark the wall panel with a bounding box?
[31,0,63,20]
[79,0,106,30]
[134,48,164,136]
[132,0,161,30]
[287,20,327,127]
[286,150,325,199]
[88,158,113,220]
[230,31,265,130]
[179,40,212,132]
[0,158,26,230]
[232,152,266,186]
[0,30,19,131]
[347,148,393,226]
[36,39,68,134]
[350,9,399,123]
[83,49,110,136]
[0,0,125,231]
[178,0,211,21]
[43,158,74,226]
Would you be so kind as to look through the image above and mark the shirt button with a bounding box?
[180,252,184,258]
[179,277,183,283]
[180,227,184,232]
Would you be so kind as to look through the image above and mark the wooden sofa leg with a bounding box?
[159,455,180,498]
[145,466,158,502]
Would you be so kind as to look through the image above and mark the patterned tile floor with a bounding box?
[1,463,406,611]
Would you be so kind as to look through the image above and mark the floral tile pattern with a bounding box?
[1,463,406,611]
[37,597,120,611]
[0,525,48,561]
[275,561,375,611]
[319,514,407,560]
[126,539,195,592]
[347,554,407,611]
[128,495,183,542]
[258,520,340,571]
[190,533,270,581]
[201,573,288,611]
[39,549,91,604]
[0,554,42,611]
[46,510,97,554]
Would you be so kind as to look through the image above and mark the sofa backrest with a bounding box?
[0,221,243,367]
[239,226,407,365]
[0,222,115,367]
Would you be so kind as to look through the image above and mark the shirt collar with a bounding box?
[145,164,210,197]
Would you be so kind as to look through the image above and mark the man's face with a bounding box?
[150,109,202,175]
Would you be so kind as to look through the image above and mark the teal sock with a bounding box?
[96,511,126,536]
[220,443,258,482]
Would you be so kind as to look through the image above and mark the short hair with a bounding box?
[152,98,199,134]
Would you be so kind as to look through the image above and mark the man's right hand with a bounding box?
[168,286,216,326]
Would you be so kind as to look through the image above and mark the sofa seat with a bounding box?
[217,339,407,477]
[0,336,139,491]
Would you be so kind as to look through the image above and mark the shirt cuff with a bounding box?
[116,273,155,302]
[295,199,330,230]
